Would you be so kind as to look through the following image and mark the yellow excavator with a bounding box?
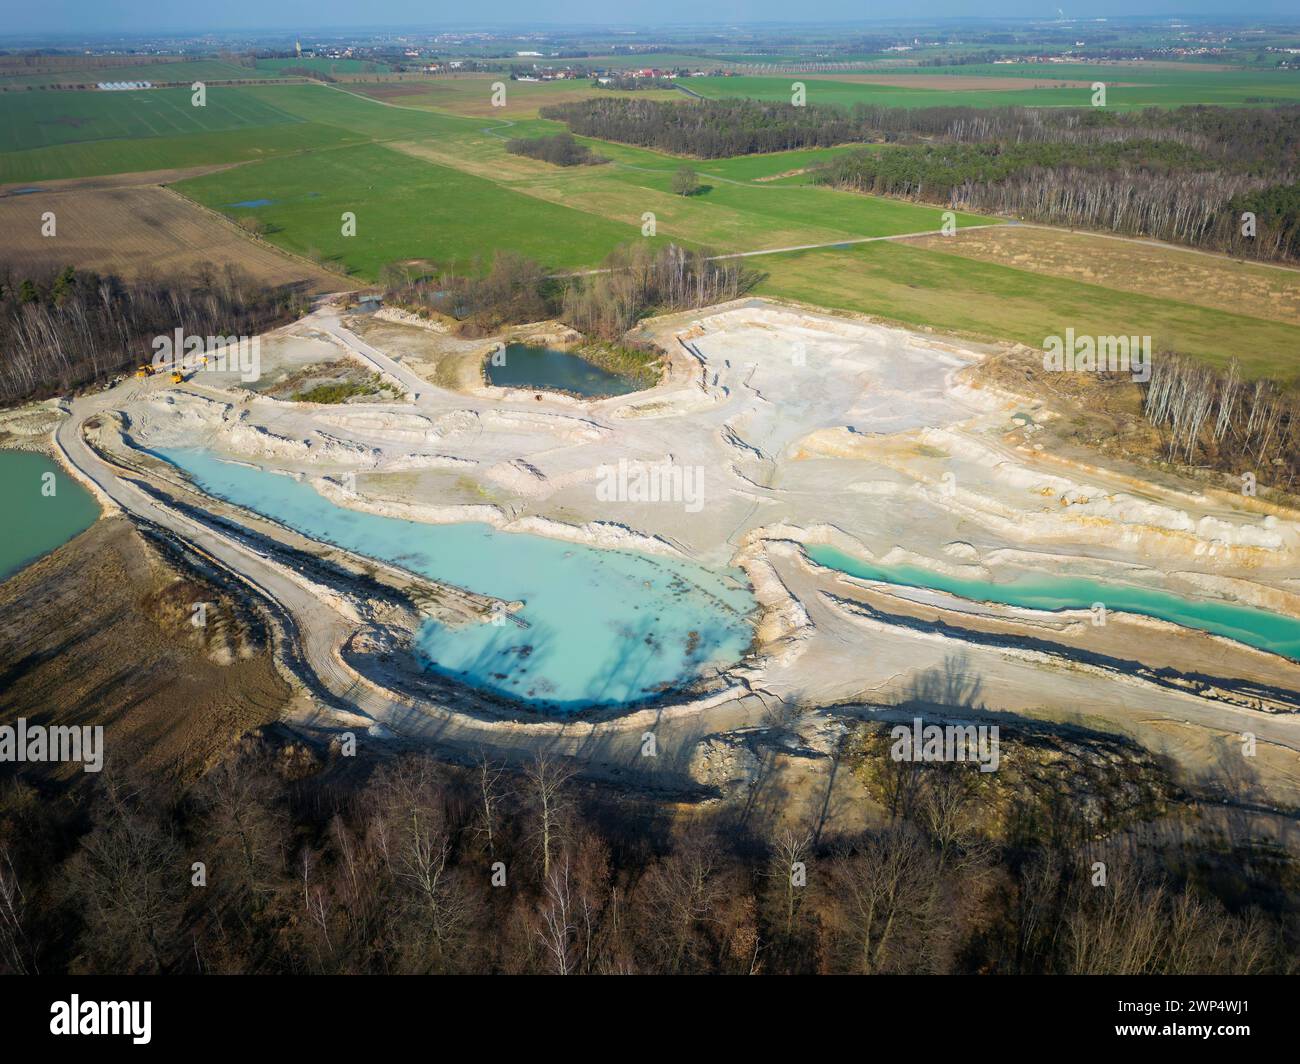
[134,360,183,382]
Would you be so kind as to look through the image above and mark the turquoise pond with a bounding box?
[0,451,99,581]
[806,545,1300,663]
[158,449,756,711]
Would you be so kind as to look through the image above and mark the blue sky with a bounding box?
[7,3,1298,36]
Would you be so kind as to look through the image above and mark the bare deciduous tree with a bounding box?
[62,779,186,974]
[473,752,510,859]
[0,845,33,974]
[524,752,575,882]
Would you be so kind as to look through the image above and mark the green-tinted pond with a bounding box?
[0,451,99,581]
[807,545,1300,662]
[485,344,640,398]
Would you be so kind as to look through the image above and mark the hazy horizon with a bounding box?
[5,4,1299,39]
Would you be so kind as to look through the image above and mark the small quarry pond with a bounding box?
[485,344,640,398]
[0,451,99,581]
[159,449,756,711]
[807,545,1300,662]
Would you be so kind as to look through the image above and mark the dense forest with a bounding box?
[0,264,310,405]
[505,132,608,167]
[383,243,758,340]
[541,97,870,156]
[0,728,1290,975]
[541,98,1300,260]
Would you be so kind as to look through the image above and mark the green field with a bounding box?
[758,242,1300,380]
[686,69,1300,110]
[137,84,987,279]
[175,141,651,276]
[0,86,307,151]
[235,85,480,136]
[324,137,983,268]
[0,124,366,185]
[856,61,1300,91]
[0,84,481,184]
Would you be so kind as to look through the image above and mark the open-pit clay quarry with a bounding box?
[47,296,1300,811]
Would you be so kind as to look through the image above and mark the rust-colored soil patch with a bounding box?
[906,225,1300,326]
[0,184,341,291]
[0,164,240,197]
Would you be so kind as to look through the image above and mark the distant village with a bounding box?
[271,39,740,81]
[504,65,731,83]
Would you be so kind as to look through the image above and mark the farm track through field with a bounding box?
[551,223,1007,277]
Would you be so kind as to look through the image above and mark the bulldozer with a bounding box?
[170,370,185,385]
[134,364,153,379]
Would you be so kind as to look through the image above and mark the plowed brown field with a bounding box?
[1,179,343,290]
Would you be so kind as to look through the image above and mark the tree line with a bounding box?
[541,97,871,157]
[0,264,310,406]
[542,97,1300,165]
[817,146,1298,259]
[541,97,1299,260]
[383,243,759,340]
[0,731,1289,975]
[835,101,1298,165]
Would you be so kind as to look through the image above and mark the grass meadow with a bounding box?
[686,69,1300,110]
[176,142,649,276]
[0,84,481,183]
